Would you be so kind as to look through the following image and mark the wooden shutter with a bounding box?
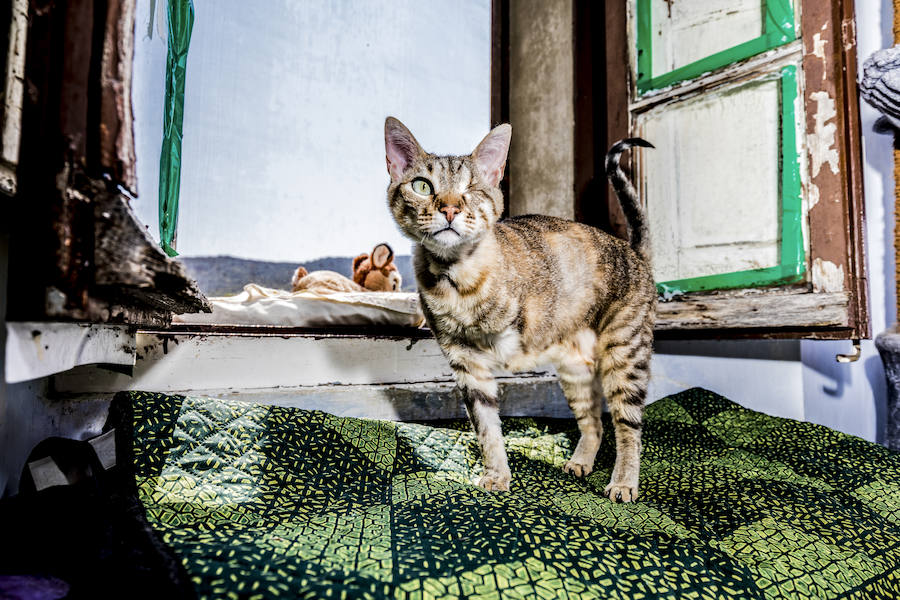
[603,0,868,339]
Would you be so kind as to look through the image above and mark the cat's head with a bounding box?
[384,117,511,258]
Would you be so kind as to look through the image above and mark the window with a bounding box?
[6,0,498,329]
[131,0,492,299]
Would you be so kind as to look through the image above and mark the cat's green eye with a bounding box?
[411,178,433,196]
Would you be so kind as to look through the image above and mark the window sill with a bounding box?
[50,328,563,420]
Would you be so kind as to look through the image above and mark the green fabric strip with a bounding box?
[157,0,194,257]
[636,0,796,94]
[656,65,805,296]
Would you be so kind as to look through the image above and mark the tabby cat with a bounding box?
[384,117,656,502]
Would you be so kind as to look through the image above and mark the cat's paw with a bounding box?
[477,471,511,492]
[562,460,593,477]
[604,481,638,503]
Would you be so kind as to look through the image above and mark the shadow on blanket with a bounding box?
[1,388,899,599]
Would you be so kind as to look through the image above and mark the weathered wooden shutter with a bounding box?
[606,0,868,339]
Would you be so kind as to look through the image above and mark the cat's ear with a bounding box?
[473,124,511,187]
[385,117,423,182]
[371,244,393,269]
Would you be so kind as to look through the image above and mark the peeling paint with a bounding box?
[841,19,855,52]
[807,91,839,177]
[811,32,828,81]
[6,322,136,383]
[808,181,820,209]
[812,258,845,293]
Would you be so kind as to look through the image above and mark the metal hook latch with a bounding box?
[836,339,861,363]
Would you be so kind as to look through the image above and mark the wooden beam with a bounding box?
[9,0,207,325]
[604,1,630,241]
[895,0,900,324]
[657,290,850,330]
[491,0,510,216]
[801,0,870,338]
[93,190,210,323]
[97,0,137,193]
[0,0,27,196]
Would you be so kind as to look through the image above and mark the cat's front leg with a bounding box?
[455,371,510,491]
[464,386,510,491]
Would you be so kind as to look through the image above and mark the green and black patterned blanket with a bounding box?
[114,388,900,599]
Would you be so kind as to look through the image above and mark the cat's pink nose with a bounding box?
[440,206,460,223]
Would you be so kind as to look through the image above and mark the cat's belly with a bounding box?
[477,327,583,374]
[495,327,597,374]
[424,289,595,374]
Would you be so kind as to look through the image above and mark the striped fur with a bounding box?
[385,118,656,501]
[606,138,655,263]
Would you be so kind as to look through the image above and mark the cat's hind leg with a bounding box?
[558,334,604,477]
[598,304,653,503]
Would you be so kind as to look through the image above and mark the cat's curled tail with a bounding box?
[605,138,654,263]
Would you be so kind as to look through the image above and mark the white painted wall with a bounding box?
[649,1,895,442]
[131,0,491,263]
[650,340,806,420]
[0,235,111,496]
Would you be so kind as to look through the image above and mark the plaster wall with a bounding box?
[508,0,575,219]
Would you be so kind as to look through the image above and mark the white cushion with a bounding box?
[174,284,425,328]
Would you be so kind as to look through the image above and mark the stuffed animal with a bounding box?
[352,243,402,292]
[290,267,364,294]
[291,243,402,294]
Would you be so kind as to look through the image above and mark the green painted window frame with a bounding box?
[655,65,805,297]
[636,0,796,95]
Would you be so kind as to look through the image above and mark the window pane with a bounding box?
[650,0,765,75]
[636,0,796,94]
[639,75,785,283]
[132,0,491,294]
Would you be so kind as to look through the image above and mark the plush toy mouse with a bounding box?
[352,243,402,292]
[290,243,402,293]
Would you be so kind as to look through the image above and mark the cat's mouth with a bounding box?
[432,226,461,239]
[422,225,466,253]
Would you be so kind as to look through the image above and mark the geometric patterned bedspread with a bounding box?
[113,388,900,599]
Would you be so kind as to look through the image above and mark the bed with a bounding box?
[2,388,898,599]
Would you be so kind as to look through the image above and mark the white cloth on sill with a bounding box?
[173,284,425,328]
